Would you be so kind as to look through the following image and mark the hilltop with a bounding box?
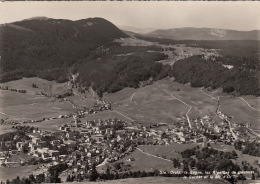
[0,17,127,77]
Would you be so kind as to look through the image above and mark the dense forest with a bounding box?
[169,55,259,96]
[72,43,169,96]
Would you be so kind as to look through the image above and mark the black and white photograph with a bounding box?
[0,1,259,183]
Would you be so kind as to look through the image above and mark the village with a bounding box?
[0,96,258,182]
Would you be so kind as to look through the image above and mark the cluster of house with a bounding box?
[28,135,60,160]
[84,100,112,115]
[175,114,237,145]
[0,108,257,181]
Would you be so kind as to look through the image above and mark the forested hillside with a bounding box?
[0,17,127,82]
[73,44,169,96]
[170,55,260,96]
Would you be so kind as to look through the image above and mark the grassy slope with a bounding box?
[63,177,231,184]
[0,78,76,120]
[138,144,199,160]
[0,77,259,131]
[104,78,259,129]
[0,90,74,121]
[0,165,39,181]
[98,148,175,173]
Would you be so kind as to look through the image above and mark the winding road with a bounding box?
[113,92,136,105]
[238,97,260,111]
[113,110,134,122]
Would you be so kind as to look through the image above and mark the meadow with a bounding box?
[0,165,40,181]
[0,78,76,122]
[104,148,175,172]
[219,96,260,129]
[104,78,259,129]
[138,143,199,160]
[0,77,259,133]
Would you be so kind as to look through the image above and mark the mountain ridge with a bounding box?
[146,27,260,40]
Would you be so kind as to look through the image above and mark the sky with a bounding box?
[0,1,259,31]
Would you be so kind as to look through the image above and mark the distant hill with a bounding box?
[146,27,260,40]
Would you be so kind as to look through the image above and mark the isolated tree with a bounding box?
[89,164,98,181]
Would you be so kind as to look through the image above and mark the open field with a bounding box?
[138,144,199,160]
[0,117,74,134]
[67,86,98,108]
[113,79,208,125]
[104,87,137,104]
[0,165,39,181]
[0,78,76,122]
[0,90,75,121]
[80,110,133,123]
[1,99,74,121]
[27,117,74,132]
[109,148,175,172]
[103,78,259,129]
[219,96,260,130]
[242,96,260,110]
[66,95,95,108]
[211,143,236,152]
[0,77,68,96]
[8,153,32,163]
